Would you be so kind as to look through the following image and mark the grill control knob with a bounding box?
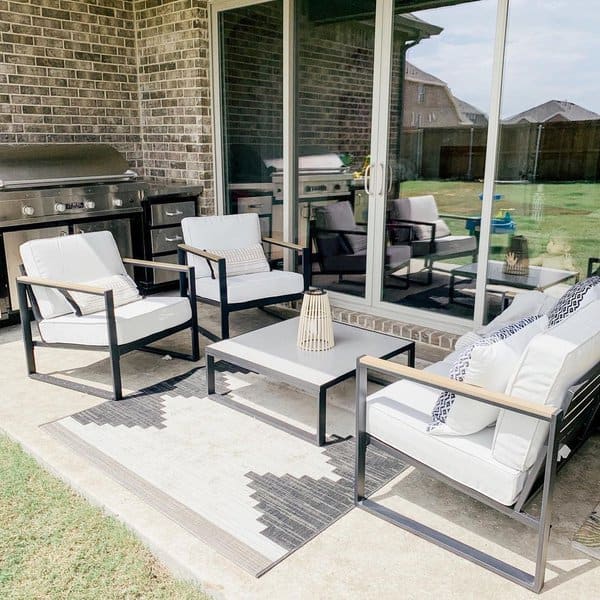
[113,198,123,208]
[84,200,96,210]
[54,203,66,213]
[22,205,35,216]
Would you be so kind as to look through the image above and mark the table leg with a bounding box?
[449,273,455,303]
[207,353,215,394]
[317,387,327,446]
[407,344,415,368]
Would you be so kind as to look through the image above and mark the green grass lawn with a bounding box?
[398,180,600,274]
[0,434,209,600]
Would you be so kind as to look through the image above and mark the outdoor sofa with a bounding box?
[356,278,600,592]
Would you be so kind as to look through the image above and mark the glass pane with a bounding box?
[487,0,600,323]
[297,0,377,298]
[381,0,496,320]
[220,2,284,262]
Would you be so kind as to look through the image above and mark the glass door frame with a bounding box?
[210,0,511,332]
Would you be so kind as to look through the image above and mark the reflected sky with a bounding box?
[407,0,599,118]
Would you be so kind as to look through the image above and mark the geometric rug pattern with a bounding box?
[42,366,406,576]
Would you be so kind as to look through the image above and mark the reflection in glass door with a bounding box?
[378,0,496,321]
[296,1,377,299]
[218,1,284,262]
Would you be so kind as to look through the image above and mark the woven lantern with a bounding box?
[297,288,335,351]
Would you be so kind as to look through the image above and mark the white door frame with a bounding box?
[210,0,511,334]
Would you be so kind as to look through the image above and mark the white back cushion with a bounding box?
[20,231,125,319]
[181,214,262,278]
[390,195,439,223]
[493,300,600,470]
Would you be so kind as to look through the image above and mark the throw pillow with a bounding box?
[413,218,451,241]
[546,276,600,326]
[62,274,141,316]
[204,243,270,278]
[428,314,548,436]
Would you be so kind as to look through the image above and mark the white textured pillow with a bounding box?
[546,276,600,326]
[206,243,270,278]
[63,274,141,316]
[428,315,548,436]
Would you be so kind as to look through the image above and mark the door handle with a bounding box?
[378,163,385,196]
[387,164,393,193]
[165,209,183,217]
[165,234,183,242]
[364,163,373,195]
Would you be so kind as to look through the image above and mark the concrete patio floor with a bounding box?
[0,304,598,599]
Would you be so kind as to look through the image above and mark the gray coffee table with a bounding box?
[449,260,579,302]
[206,317,414,446]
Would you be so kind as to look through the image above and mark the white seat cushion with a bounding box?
[366,373,527,506]
[195,270,304,304]
[38,296,191,346]
[20,231,126,319]
[493,299,600,471]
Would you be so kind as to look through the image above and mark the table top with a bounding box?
[206,317,412,390]
[452,260,578,290]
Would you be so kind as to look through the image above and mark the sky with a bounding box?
[407,0,600,118]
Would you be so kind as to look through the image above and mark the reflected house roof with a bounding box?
[454,97,488,126]
[504,100,600,124]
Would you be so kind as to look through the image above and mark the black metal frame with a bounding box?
[310,222,413,289]
[178,238,310,340]
[17,258,199,401]
[587,257,600,277]
[355,355,600,593]
[390,214,477,285]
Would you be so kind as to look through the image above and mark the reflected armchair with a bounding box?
[389,195,477,285]
[311,201,412,287]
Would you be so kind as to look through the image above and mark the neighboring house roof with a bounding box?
[405,61,446,86]
[504,100,600,124]
[454,97,488,126]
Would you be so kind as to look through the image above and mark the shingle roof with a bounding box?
[504,100,599,124]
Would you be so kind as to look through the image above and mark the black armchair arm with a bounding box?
[588,257,600,277]
[312,227,367,236]
[389,218,436,251]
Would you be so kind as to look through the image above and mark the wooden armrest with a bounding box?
[359,356,559,421]
[16,275,106,296]
[178,244,223,263]
[122,257,193,273]
[262,237,305,251]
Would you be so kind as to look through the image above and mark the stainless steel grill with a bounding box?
[0,144,147,323]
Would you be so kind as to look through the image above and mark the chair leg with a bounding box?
[220,305,230,340]
[17,283,36,375]
[109,344,123,401]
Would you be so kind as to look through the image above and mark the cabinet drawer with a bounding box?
[151,227,184,254]
[152,254,179,284]
[150,200,196,226]
[237,195,272,215]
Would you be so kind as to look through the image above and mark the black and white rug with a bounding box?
[42,366,405,576]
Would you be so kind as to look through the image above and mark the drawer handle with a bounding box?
[247,204,262,209]
[165,234,183,242]
[165,209,184,216]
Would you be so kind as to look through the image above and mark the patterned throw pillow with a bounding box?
[546,276,600,326]
[428,314,547,436]
[62,274,141,316]
[204,243,270,279]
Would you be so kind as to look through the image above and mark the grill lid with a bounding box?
[0,143,137,190]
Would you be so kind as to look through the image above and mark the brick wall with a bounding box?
[134,0,214,212]
[0,0,143,171]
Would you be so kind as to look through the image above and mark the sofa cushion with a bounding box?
[546,276,600,326]
[182,214,262,279]
[455,290,557,351]
[38,296,191,346]
[413,219,451,241]
[20,231,126,319]
[62,274,141,315]
[429,315,548,436]
[493,299,600,471]
[366,373,528,506]
[195,270,303,304]
[203,243,270,278]
[411,235,476,258]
